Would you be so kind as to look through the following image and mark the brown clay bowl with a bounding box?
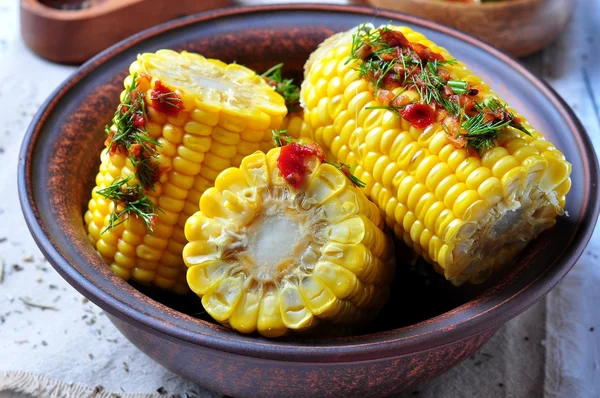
[18,4,598,397]
[367,0,573,57]
[20,0,233,63]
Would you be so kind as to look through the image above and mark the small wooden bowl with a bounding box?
[367,0,573,57]
[20,0,233,64]
[19,4,597,396]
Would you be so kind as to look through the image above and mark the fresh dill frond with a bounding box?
[479,98,531,136]
[102,73,164,232]
[106,72,161,189]
[357,58,399,91]
[460,111,510,155]
[97,176,159,233]
[130,155,160,189]
[261,63,285,79]
[349,22,529,156]
[348,23,379,62]
[324,161,367,188]
[262,63,301,112]
[404,58,461,115]
[272,129,296,147]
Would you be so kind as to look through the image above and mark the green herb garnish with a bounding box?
[99,73,162,232]
[272,129,296,147]
[459,99,531,155]
[262,63,301,112]
[97,176,159,233]
[349,23,530,155]
[325,161,367,188]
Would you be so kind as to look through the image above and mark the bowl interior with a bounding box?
[20,5,598,358]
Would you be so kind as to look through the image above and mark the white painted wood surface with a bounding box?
[0,0,598,396]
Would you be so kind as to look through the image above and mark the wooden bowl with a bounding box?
[367,0,573,57]
[18,4,598,396]
[20,0,233,64]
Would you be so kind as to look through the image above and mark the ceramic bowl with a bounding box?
[18,4,598,397]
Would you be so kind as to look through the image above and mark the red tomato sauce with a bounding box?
[150,80,183,117]
[277,142,325,189]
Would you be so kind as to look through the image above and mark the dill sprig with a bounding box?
[349,25,459,114]
[131,154,161,189]
[96,176,159,233]
[357,57,399,92]
[324,161,367,188]
[262,63,301,112]
[405,58,461,115]
[108,74,154,154]
[348,23,393,63]
[99,73,162,232]
[349,24,398,92]
[460,113,512,154]
[479,99,530,135]
[107,73,161,184]
[272,129,296,147]
[271,129,366,188]
[459,99,531,155]
[350,23,531,155]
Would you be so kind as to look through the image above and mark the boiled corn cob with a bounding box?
[301,25,571,285]
[85,50,287,292]
[183,136,395,337]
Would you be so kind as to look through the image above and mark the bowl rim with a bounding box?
[385,0,544,8]
[18,3,599,362]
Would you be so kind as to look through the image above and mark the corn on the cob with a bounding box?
[183,138,394,337]
[301,25,571,285]
[84,50,287,292]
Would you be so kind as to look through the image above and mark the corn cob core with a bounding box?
[301,27,572,285]
[183,148,395,337]
[85,50,287,292]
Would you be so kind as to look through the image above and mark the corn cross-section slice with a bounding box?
[183,147,395,337]
[85,50,287,292]
[301,26,571,285]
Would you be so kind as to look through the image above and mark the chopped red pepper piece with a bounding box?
[150,80,183,117]
[408,42,445,63]
[377,90,395,106]
[446,134,468,149]
[133,114,145,128]
[379,29,410,48]
[401,104,435,129]
[129,143,143,159]
[277,142,324,189]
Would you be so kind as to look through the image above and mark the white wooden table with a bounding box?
[0,0,598,397]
